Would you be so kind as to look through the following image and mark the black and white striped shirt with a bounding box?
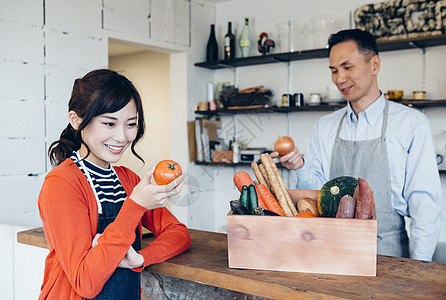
[70,152,127,206]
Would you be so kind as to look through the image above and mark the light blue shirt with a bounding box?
[295,94,442,261]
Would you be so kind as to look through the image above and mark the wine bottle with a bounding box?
[224,22,235,60]
[206,24,218,62]
[239,18,252,58]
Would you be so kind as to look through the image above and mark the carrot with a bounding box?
[256,183,285,216]
[233,171,254,192]
[254,184,267,209]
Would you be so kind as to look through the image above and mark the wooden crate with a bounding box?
[227,190,377,276]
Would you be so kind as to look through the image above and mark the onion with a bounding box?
[274,135,295,156]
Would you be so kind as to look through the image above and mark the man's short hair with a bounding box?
[328,29,378,60]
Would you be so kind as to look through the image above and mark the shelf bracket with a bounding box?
[408,41,425,51]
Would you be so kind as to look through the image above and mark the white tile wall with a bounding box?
[45,29,107,69]
[0,0,43,26]
[45,101,70,143]
[103,8,150,38]
[0,175,45,226]
[0,61,44,101]
[45,0,102,38]
[0,99,44,138]
[0,22,44,63]
[1,139,45,176]
[45,66,90,103]
[104,0,151,17]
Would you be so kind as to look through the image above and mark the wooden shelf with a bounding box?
[195,34,446,69]
[195,99,446,116]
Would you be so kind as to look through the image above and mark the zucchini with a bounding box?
[240,185,249,208]
[248,183,258,211]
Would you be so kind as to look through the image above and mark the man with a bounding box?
[272,29,442,261]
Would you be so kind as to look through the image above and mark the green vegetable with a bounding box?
[317,176,358,217]
[240,185,249,209]
[248,183,258,211]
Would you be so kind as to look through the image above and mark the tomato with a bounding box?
[153,160,182,185]
[274,135,295,156]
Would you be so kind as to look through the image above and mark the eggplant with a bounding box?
[230,200,253,215]
[254,207,280,216]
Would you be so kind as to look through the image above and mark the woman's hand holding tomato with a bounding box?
[130,163,184,210]
[153,160,182,185]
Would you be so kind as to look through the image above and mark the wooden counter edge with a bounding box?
[147,262,346,300]
[17,227,48,249]
[17,227,346,299]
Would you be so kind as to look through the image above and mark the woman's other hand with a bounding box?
[91,233,143,268]
[117,246,144,269]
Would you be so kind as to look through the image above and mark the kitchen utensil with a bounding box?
[412,91,426,99]
[307,93,322,105]
[310,15,343,48]
[282,94,291,107]
[293,93,304,106]
[276,21,301,52]
[387,90,404,100]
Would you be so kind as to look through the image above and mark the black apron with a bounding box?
[329,101,409,257]
[87,201,141,300]
[76,154,141,300]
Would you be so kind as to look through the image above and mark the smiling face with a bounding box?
[329,40,381,112]
[72,100,138,168]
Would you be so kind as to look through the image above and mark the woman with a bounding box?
[38,69,191,299]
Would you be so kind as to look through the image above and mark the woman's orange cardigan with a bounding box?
[38,159,191,299]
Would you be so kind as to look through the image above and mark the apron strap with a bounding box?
[336,111,347,138]
[381,99,389,139]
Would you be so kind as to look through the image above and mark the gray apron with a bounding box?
[329,101,409,258]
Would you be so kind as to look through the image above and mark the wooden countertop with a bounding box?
[18,228,446,299]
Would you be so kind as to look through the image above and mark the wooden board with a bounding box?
[17,228,446,299]
[227,189,377,276]
[227,212,377,276]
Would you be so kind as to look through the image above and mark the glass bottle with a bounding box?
[206,24,218,62]
[239,18,252,58]
[224,22,235,60]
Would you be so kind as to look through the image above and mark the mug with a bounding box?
[308,93,322,105]
[293,93,304,106]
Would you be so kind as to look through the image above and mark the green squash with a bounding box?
[317,176,358,217]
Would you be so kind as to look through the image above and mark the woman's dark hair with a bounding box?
[48,69,145,167]
[328,29,378,60]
